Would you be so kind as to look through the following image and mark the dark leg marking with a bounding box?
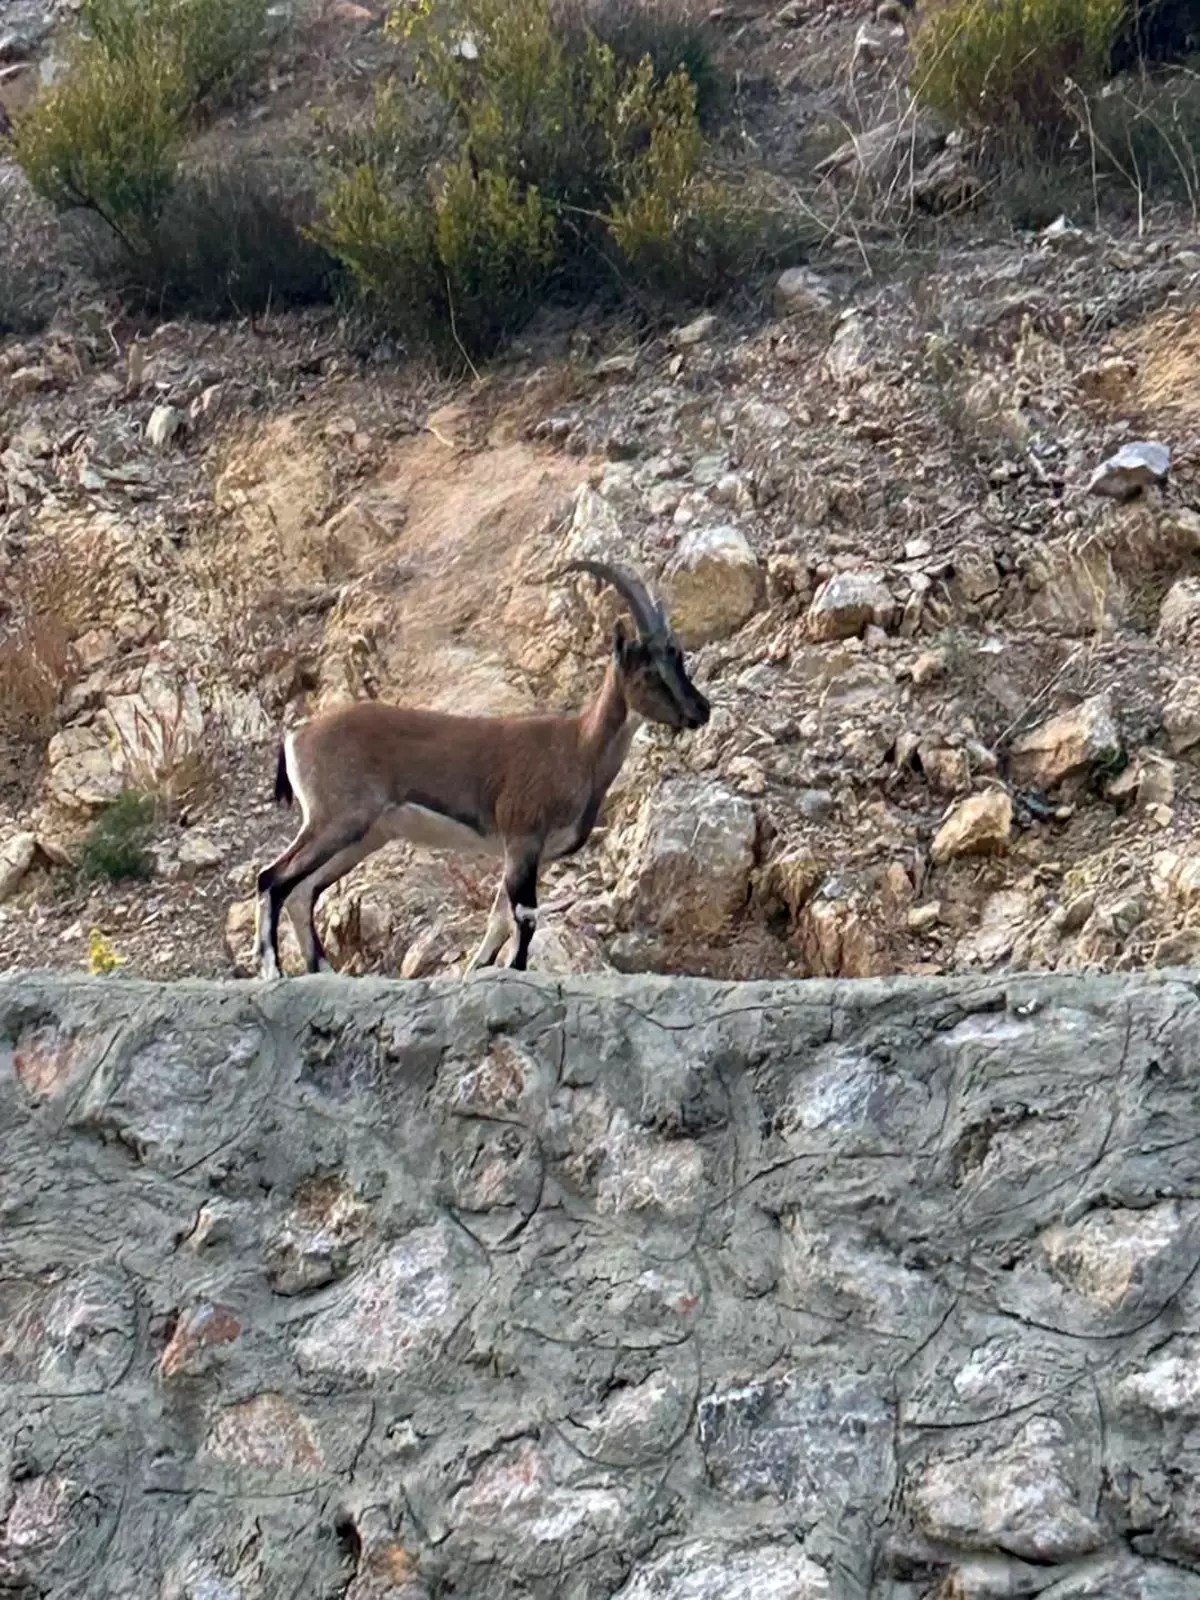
[505,852,540,971]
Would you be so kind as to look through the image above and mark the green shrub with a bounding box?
[317,0,792,364]
[912,0,1126,136]
[79,791,156,883]
[14,46,187,248]
[80,0,272,108]
[13,0,273,252]
[555,0,724,126]
[319,156,556,358]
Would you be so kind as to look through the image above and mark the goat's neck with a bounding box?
[578,659,637,781]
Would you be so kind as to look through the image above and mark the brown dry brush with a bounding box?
[0,534,106,762]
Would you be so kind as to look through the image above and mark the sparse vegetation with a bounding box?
[87,925,130,973]
[556,0,725,126]
[314,0,799,364]
[0,185,61,333]
[10,0,311,308]
[79,162,341,314]
[0,541,102,788]
[107,688,219,823]
[79,791,157,883]
[1081,68,1200,216]
[912,0,1126,139]
[79,0,273,109]
[15,44,188,250]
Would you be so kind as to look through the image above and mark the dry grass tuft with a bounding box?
[0,533,107,781]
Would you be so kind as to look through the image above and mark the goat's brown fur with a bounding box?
[253,564,709,979]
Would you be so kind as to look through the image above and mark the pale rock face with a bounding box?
[618,776,757,939]
[45,723,123,811]
[145,404,183,450]
[931,790,1013,864]
[664,523,763,646]
[1087,439,1171,500]
[773,266,835,318]
[0,831,37,901]
[1008,693,1121,789]
[293,1222,488,1380]
[1163,678,1200,754]
[1158,578,1200,648]
[806,570,896,640]
[617,1539,831,1599]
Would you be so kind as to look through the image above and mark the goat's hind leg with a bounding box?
[256,815,373,980]
[285,833,384,974]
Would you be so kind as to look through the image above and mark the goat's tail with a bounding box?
[274,743,294,807]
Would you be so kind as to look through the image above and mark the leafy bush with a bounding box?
[912,0,1126,137]
[555,0,725,126]
[321,156,556,360]
[80,0,272,107]
[14,45,187,249]
[79,792,156,882]
[316,0,795,364]
[13,0,272,253]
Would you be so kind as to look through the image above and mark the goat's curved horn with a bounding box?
[558,558,666,640]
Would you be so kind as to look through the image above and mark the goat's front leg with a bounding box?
[464,872,514,975]
[504,840,541,971]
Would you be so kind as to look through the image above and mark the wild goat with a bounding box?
[253,560,710,979]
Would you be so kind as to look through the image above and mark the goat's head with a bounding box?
[561,558,710,731]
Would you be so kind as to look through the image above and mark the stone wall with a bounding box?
[4,970,1200,1600]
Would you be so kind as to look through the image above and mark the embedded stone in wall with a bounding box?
[293,1221,489,1380]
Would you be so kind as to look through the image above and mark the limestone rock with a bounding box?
[672,313,716,347]
[823,312,872,384]
[1008,694,1121,789]
[798,896,890,977]
[1157,578,1200,647]
[772,267,834,317]
[757,848,823,923]
[46,723,123,812]
[0,831,37,901]
[1087,439,1171,500]
[618,1538,830,1598]
[931,790,1012,864]
[620,777,756,938]
[145,405,183,450]
[665,524,763,646]
[176,832,223,876]
[1163,678,1200,753]
[807,571,896,641]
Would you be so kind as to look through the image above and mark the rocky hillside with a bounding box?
[1,0,1199,984]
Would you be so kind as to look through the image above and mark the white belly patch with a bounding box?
[378,803,503,858]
